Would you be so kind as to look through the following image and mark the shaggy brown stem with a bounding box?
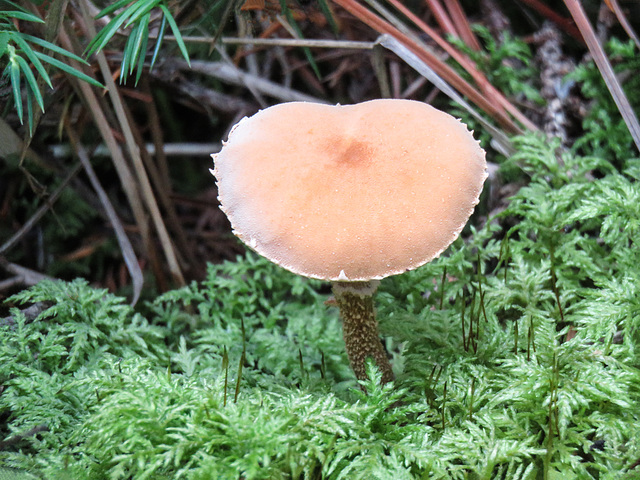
[332,280,394,384]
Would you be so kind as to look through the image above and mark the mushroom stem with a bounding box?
[332,280,394,384]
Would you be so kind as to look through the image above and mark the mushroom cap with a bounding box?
[212,99,487,282]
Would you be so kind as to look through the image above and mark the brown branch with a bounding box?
[0,424,49,449]
[0,163,83,255]
[445,0,482,51]
[65,125,144,305]
[0,302,51,328]
[0,257,56,288]
[519,0,583,42]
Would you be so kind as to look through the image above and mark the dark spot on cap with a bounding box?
[337,140,375,167]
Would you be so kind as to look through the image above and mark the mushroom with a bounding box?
[212,99,487,384]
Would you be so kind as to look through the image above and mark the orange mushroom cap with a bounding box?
[212,99,487,282]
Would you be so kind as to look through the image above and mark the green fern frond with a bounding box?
[86,0,190,85]
[0,5,102,133]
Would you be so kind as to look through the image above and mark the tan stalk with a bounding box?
[333,281,394,383]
